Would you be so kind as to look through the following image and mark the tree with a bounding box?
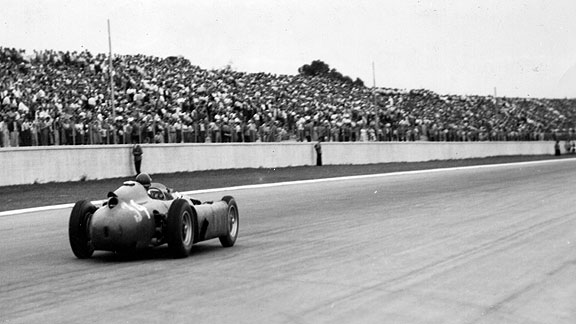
[353,78,365,87]
[298,60,331,77]
[298,60,364,87]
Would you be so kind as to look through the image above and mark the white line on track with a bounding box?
[0,158,571,217]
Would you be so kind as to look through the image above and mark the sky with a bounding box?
[1,0,575,99]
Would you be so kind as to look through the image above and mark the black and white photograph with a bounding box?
[1,0,575,323]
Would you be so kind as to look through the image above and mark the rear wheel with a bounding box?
[219,196,239,247]
[69,200,97,259]
[166,199,195,258]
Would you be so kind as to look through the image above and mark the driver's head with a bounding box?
[135,173,152,189]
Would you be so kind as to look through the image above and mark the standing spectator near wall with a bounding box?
[314,141,322,166]
[268,121,278,142]
[554,141,561,156]
[132,144,143,175]
[221,120,232,142]
[257,121,267,142]
[0,115,5,147]
[296,116,305,142]
[20,117,32,146]
[234,121,243,142]
[6,108,19,147]
[198,118,207,143]
[246,119,257,142]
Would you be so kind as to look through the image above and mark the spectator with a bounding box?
[1,46,575,149]
[132,144,143,175]
[314,141,322,166]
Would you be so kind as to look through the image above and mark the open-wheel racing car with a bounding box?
[68,173,239,259]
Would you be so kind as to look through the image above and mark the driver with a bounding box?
[136,173,165,200]
[135,173,152,190]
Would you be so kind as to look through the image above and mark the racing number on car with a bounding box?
[124,200,151,223]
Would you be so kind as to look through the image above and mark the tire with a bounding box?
[219,196,239,247]
[166,199,195,258]
[69,200,97,259]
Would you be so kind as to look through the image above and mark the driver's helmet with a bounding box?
[135,173,152,189]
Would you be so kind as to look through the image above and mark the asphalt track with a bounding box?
[1,159,575,324]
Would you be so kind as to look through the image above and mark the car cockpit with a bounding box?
[147,183,174,200]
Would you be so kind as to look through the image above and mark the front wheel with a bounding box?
[69,200,97,259]
[219,196,239,247]
[166,199,196,258]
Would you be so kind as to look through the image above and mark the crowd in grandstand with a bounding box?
[1,46,575,148]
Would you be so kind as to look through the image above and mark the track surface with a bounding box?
[1,160,576,323]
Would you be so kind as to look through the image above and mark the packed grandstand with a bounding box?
[1,46,575,147]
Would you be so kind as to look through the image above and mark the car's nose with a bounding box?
[88,202,154,252]
[90,216,125,250]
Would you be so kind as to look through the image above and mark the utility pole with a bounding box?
[372,62,380,140]
[108,19,116,144]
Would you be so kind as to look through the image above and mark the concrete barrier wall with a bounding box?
[322,141,554,164]
[0,141,555,186]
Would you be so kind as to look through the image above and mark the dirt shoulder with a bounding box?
[1,154,574,212]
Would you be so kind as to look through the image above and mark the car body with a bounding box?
[68,180,238,258]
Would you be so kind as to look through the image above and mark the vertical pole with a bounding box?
[372,62,380,141]
[372,62,376,88]
[72,120,76,145]
[108,19,116,144]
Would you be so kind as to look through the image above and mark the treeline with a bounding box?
[298,60,364,87]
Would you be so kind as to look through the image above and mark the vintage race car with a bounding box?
[68,176,239,259]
